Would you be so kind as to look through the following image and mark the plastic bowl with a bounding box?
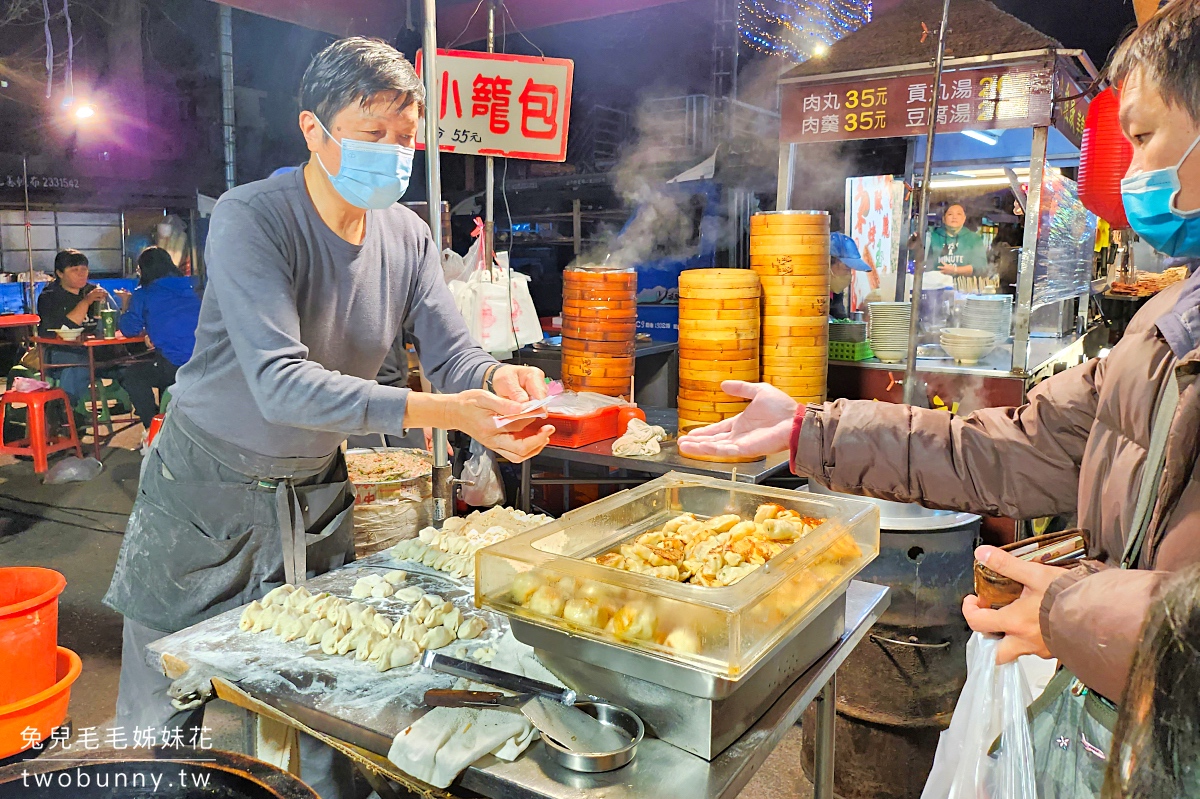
[940,340,997,365]
[55,328,83,341]
[939,328,995,342]
[0,647,81,758]
[0,567,66,704]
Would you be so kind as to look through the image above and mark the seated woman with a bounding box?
[115,247,202,430]
[37,249,112,408]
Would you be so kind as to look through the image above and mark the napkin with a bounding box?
[387,632,564,789]
[611,417,667,457]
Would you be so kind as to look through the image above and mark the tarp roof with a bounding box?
[213,0,692,41]
[781,0,1061,81]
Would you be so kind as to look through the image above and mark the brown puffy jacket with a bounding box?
[792,283,1200,702]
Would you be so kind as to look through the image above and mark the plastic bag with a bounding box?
[459,267,544,353]
[460,440,504,507]
[43,456,104,485]
[921,632,1037,799]
[545,391,630,418]
[441,249,470,284]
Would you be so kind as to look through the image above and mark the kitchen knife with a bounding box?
[423,689,532,708]
[420,651,577,706]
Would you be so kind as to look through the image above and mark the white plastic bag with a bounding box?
[43,456,103,484]
[459,267,544,353]
[921,632,1037,799]
[460,440,505,507]
[442,249,470,284]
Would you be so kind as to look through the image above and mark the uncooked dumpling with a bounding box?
[335,628,361,656]
[456,616,486,640]
[239,600,264,632]
[421,548,441,567]
[563,598,610,629]
[276,614,307,642]
[372,614,394,636]
[441,607,463,636]
[410,597,433,620]
[304,618,334,645]
[298,592,330,614]
[509,572,542,604]
[378,638,421,671]
[403,622,428,645]
[262,585,295,608]
[371,582,395,600]
[354,630,385,661]
[383,570,407,586]
[284,586,312,612]
[252,605,281,633]
[351,579,376,599]
[319,597,347,621]
[424,601,454,627]
[320,624,348,654]
[394,585,423,603]
[526,585,567,618]
[420,626,455,651]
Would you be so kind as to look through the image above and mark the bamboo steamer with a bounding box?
[748,233,831,247]
[678,320,761,334]
[750,210,830,229]
[678,388,749,403]
[761,296,830,314]
[678,347,759,361]
[678,268,760,289]
[750,258,829,277]
[561,267,637,397]
[749,242,831,257]
[676,398,750,413]
[757,274,830,291]
[677,308,760,321]
[675,329,759,344]
[676,297,760,311]
[678,287,761,300]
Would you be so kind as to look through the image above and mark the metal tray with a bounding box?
[519,589,847,759]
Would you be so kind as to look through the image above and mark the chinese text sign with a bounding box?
[781,62,1055,144]
[415,49,573,162]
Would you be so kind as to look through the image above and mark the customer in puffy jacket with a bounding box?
[680,3,1200,705]
[115,247,202,429]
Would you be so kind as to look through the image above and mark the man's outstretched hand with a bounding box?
[677,381,797,459]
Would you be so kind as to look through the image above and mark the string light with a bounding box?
[738,0,872,62]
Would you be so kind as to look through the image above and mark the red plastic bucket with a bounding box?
[0,646,81,758]
[0,567,66,705]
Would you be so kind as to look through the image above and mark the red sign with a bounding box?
[415,49,574,162]
[781,62,1055,144]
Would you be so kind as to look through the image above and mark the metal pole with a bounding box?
[219,4,236,191]
[776,142,796,210]
[894,138,917,302]
[1012,126,1049,375]
[22,156,34,313]
[902,0,951,406]
[484,1,496,276]
[422,0,453,526]
[812,675,837,799]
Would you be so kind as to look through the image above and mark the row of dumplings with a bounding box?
[392,507,553,580]
[238,580,487,672]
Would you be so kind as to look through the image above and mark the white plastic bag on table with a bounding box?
[921,632,1037,799]
[460,268,544,353]
[461,440,505,507]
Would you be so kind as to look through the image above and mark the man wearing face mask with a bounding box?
[680,5,1200,774]
[828,232,874,319]
[103,38,553,797]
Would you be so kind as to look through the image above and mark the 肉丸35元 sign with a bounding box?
[415,48,573,162]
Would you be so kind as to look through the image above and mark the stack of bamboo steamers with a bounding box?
[750,211,830,404]
[560,266,637,397]
[676,268,761,433]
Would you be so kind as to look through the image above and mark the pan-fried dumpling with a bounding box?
[664,627,701,654]
[238,600,264,632]
[606,602,657,641]
[420,626,455,651]
[383,570,408,586]
[563,598,609,629]
[525,585,567,618]
[456,616,486,640]
[509,572,542,604]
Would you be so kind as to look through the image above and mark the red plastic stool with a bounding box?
[0,389,84,474]
[146,413,165,447]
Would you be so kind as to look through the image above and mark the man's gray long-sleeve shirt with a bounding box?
[171,168,495,458]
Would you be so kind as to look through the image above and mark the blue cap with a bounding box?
[830,232,872,271]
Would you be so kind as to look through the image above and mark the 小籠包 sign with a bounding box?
[415,48,573,162]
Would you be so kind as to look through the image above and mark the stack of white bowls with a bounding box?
[940,327,997,365]
[867,302,912,363]
[961,295,1013,340]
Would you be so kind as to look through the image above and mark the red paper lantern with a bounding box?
[1078,86,1133,229]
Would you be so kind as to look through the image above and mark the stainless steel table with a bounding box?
[519,408,792,512]
[151,570,888,799]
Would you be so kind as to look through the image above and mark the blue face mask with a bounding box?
[314,117,415,209]
[1121,132,1200,257]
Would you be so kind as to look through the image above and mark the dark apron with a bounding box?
[104,409,356,633]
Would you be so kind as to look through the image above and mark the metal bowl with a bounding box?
[345,447,432,506]
[541,702,643,773]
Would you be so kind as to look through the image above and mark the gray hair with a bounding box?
[299,37,425,129]
[1111,0,1200,122]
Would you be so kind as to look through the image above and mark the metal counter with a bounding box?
[519,408,792,512]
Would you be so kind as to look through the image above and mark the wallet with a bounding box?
[973,529,1090,609]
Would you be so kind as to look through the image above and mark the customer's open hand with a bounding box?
[677,381,797,459]
[961,545,1064,664]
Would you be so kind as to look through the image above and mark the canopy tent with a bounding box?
[211,0,695,41]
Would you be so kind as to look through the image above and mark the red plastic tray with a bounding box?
[547,405,621,448]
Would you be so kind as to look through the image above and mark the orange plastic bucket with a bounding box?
[0,567,66,705]
[0,647,81,758]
